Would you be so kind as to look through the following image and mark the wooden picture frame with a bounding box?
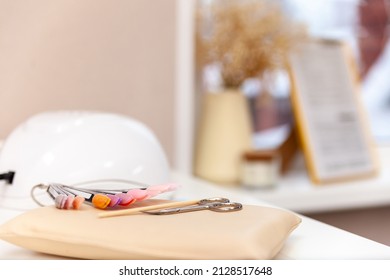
[287,38,378,184]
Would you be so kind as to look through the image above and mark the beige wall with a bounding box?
[0,0,176,164]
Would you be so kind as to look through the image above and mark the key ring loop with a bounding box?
[30,183,51,207]
[210,202,243,212]
[198,197,230,204]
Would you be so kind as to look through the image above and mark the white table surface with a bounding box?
[171,172,390,260]
[1,171,389,260]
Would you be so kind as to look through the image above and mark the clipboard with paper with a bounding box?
[287,38,378,184]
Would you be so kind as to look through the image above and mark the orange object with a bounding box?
[72,196,85,210]
[92,194,111,209]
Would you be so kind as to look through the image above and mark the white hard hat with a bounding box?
[0,111,171,211]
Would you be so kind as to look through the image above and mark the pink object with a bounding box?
[64,195,75,209]
[145,183,181,198]
[107,194,122,207]
[126,189,148,201]
[115,193,136,206]
[144,189,160,199]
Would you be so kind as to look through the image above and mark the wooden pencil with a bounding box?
[98,199,199,218]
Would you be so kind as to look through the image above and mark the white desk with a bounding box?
[1,170,390,259]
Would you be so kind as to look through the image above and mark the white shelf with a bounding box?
[189,145,390,214]
[249,145,390,213]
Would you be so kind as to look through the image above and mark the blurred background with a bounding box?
[1,0,389,246]
[195,0,390,245]
[196,0,390,144]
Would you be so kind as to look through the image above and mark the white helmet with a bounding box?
[0,111,171,211]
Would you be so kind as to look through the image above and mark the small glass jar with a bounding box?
[240,150,281,189]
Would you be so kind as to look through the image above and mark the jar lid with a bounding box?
[242,150,279,162]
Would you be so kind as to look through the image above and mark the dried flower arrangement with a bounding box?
[195,0,306,89]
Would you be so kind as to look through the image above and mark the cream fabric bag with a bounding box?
[0,200,301,259]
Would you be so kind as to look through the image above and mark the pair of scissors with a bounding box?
[144,197,243,215]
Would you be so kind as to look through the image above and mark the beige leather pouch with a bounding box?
[0,200,301,259]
